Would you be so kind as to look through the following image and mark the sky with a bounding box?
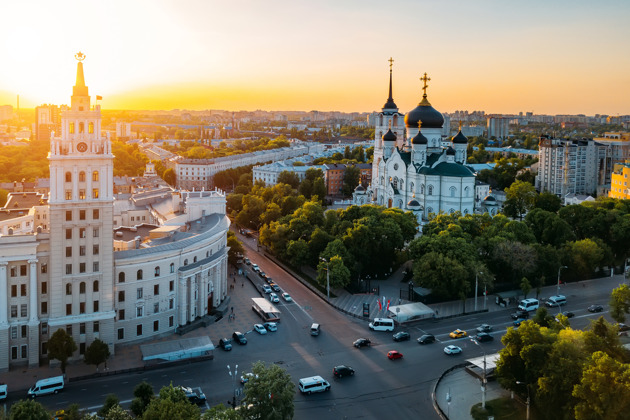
[1,0,629,115]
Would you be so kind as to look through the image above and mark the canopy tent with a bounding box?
[141,336,214,363]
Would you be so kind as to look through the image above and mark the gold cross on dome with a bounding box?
[388,57,394,70]
[420,72,431,96]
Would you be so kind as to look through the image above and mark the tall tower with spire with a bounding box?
[372,58,405,189]
[47,53,115,357]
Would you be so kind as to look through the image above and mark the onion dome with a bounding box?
[452,129,468,144]
[407,199,421,210]
[405,72,444,129]
[354,184,366,194]
[446,146,456,156]
[382,129,397,142]
[483,195,497,204]
[411,129,428,145]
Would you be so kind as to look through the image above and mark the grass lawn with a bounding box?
[471,397,536,420]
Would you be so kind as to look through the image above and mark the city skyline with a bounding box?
[1,0,629,115]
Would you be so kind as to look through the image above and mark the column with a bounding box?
[0,262,7,326]
[28,259,38,323]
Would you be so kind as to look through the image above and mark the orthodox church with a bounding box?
[353,61,476,225]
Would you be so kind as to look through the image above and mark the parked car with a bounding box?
[444,345,462,355]
[252,264,259,272]
[177,386,206,405]
[269,293,280,303]
[219,338,232,351]
[588,304,604,313]
[333,365,355,378]
[253,324,267,335]
[475,333,494,342]
[417,334,436,344]
[511,310,530,320]
[449,329,467,339]
[393,331,411,342]
[387,350,403,360]
[476,324,493,333]
[232,331,247,345]
[282,292,293,302]
[244,258,251,265]
[353,338,371,348]
[264,322,278,332]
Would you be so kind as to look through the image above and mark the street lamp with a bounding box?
[470,338,487,409]
[515,381,530,420]
[557,265,568,296]
[475,271,483,311]
[320,257,330,300]
[227,364,239,409]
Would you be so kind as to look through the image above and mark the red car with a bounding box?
[387,350,403,360]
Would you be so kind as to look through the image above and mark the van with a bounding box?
[298,376,330,394]
[0,384,7,401]
[28,376,64,398]
[310,323,320,336]
[369,318,395,332]
[518,298,539,312]
[546,295,567,307]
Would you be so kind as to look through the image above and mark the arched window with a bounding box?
[184,259,188,266]
[92,171,99,182]
[66,283,72,295]
[193,256,197,263]
[410,182,414,192]
[206,251,209,257]
[79,171,85,182]
[88,122,94,134]
[393,115,398,126]
[398,199,403,208]
[450,186,456,197]
[137,269,143,280]
[79,122,85,133]
[154,266,160,277]
[380,176,384,186]
[379,115,383,125]
[93,280,99,292]
[428,185,433,196]
[449,208,455,214]
[427,207,433,214]
[393,177,398,189]
[421,184,425,195]
[170,263,175,273]
[69,122,75,134]
[464,186,470,197]
[80,282,86,294]
[119,272,125,283]
[65,172,72,183]
[399,180,403,189]
[464,208,469,215]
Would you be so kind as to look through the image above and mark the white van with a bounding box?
[369,318,395,332]
[310,323,320,336]
[28,376,64,397]
[518,298,539,312]
[0,384,7,401]
[298,376,330,394]
[545,295,567,307]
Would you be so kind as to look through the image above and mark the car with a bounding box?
[353,338,371,348]
[387,350,403,360]
[618,323,630,332]
[444,345,462,355]
[475,333,494,342]
[253,324,267,335]
[244,258,251,265]
[449,329,467,339]
[333,365,355,378]
[269,293,280,303]
[264,322,277,332]
[545,295,567,307]
[262,285,272,294]
[417,334,436,344]
[511,310,530,320]
[282,292,293,302]
[240,373,258,384]
[561,311,575,318]
[266,277,274,284]
[259,271,267,278]
[177,386,206,405]
[588,304,604,313]
[232,331,247,345]
[393,331,411,342]
[252,264,260,272]
[271,283,281,292]
[219,338,232,351]
[513,318,526,327]
[476,324,493,333]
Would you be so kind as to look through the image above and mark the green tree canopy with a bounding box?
[142,384,200,420]
[503,180,537,220]
[84,338,111,371]
[8,399,50,420]
[242,361,295,420]
[48,328,77,374]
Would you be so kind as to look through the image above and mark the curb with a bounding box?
[432,363,470,420]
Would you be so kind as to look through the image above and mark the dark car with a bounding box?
[561,311,575,318]
[513,318,526,327]
[232,331,247,345]
[618,323,630,332]
[475,333,494,342]
[588,304,604,313]
[353,338,371,348]
[219,338,232,351]
[511,310,530,320]
[333,365,355,378]
[476,324,493,333]
[271,283,281,292]
[417,334,436,344]
[178,386,206,405]
[259,271,267,278]
[393,331,411,342]
[244,258,251,265]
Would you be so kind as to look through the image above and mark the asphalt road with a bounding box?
[28,230,621,419]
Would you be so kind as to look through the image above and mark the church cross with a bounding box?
[388,57,394,71]
[420,72,431,96]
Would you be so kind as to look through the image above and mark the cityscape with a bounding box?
[1,1,630,420]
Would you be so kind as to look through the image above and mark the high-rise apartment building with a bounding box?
[35,105,62,141]
[487,117,510,140]
[609,161,630,199]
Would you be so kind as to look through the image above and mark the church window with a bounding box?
[449,208,455,214]
[79,122,85,133]
[420,184,425,195]
[450,186,456,197]
[464,186,470,197]
[69,123,75,134]
[118,272,125,283]
[65,172,72,182]
[393,115,398,126]
[184,259,188,266]
[92,171,99,182]
[88,122,94,134]
[393,178,398,189]
[410,182,414,191]
[427,207,433,214]
[79,171,85,182]
[380,176,384,186]
[170,263,175,273]
[155,266,160,277]
[428,185,433,195]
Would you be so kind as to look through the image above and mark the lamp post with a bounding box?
[475,271,483,311]
[320,257,330,300]
[515,381,530,420]
[471,338,486,409]
[557,265,567,296]
[227,364,239,409]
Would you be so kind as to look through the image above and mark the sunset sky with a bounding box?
[1,0,629,115]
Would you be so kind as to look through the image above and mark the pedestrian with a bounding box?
[231,306,234,314]
[241,282,244,288]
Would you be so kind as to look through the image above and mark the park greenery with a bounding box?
[160,136,291,160]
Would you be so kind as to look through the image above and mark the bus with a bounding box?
[252,298,280,322]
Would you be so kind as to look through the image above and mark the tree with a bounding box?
[84,338,110,371]
[563,239,605,280]
[162,168,176,186]
[100,405,134,420]
[48,328,77,374]
[503,180,537,220]
[227,231,244,266]
[61,404,82,420]
[8,399,50,420]
[520,277,531,299]
[130,381,154,417]
[341,165,361,196]
[610,284,630,323]
[277,171,300,189]
[201,404,240,420]
[142,384,200,420]
[286,239,309,268]
[99,394,120,418]
[535,191,562,213]
[0,188,8,207]
[317,255,351,289]
[311,178,327,201]
[242,361,295,420]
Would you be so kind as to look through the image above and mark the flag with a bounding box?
[96,95,103,100]
[386,300,391,311]
[382,296,386,311]
[377,298,382,311]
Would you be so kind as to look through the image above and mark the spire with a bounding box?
[73,52,89,97]
[382,57,398,110]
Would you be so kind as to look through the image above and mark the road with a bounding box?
[27,228,622,419]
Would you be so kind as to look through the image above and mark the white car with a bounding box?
[253,324,267,335]
[269,292,280,303]
[264,322,277,332]
[282,292,292,302]
[444,345,462,355]
[240,372,258,384]
[262,285,272,294]
[252,264,260,272]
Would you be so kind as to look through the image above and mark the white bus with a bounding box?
[252,298,280,322]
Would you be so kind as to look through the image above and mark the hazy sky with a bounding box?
[1,0,629,115]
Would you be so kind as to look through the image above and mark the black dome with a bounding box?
[382,129,397,142]
[411,130,428,145]
[354,184,365,192]
[446,146,456,155]
[383,98,398,110]
[407,199,421,208]
[404,97,444,129]
[452,130,468,144]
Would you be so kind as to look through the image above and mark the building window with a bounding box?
[65,172,72,182]
[93,321,99,333]
[169,280,174,292]
[80,282,86,294]
[80,228,86,238]
[41,322,48,335]
[154,266,160,277]
[137,270,143,280]
[69,122,75,134]
[93,300,99,312]
[66,246,72,257]
[118,309,125,320]
[20,265,26,276]
[137,306,143,317]
[93,228,99,237]
[93,209,99,220]
[88,122,94,134]
[170,263,174,273]
[41,264,47,274]
[41,301,48,314]
[66,191,72,200]
[137,324,142,336]
[66,283,72,295]
[119,272,125,283]
[118,291,125,302]
[93,262,99,272]
[93,171,99,182]
[41,341,48,355]
[11,285,16,297]
[11,326,17,339]
[79,171,86,182]
[153,320,159,332]
[20,304,26,317]
[79,122,85,133]
[169,297,174,310]
[193,256,197,263]
[79,210,86,220]
[93,244,99,255]
[66,303,72,315]
[66,211,72,221]
[137,288,143,299]
[21,325,27,338]
[19,283,26,296]
[66,228,72,239]
[93,280,99,292]
[10,267,16,277]
[118,328,124,340]
[80,323,86,334]
[79,246,86,256]
[154,303,159,314]
[79,190,86,200]
[428,185,433,195]
[93,189,99,199]
[79,263,86,273]
[169,316,174,327]
[42,281,47,294]
[154,284,159,295]
[10,305,17,318]
[184,259,188,266]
